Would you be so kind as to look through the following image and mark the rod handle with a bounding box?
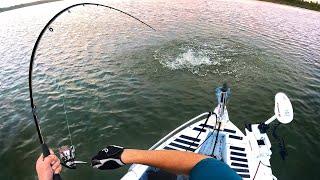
[41,144,62,180]
[53,174,62,180]
[41,143,50,157]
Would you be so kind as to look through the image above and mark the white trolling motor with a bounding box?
[266,92,294,124]
[245,92,294,164]
[258,92,294,133]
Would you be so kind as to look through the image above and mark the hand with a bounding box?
[91,145,125,170]
[36,150,62,180]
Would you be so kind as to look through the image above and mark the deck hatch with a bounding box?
[198,125,236,134]
[231,162,248,168]
[231,156,248,162]
[168,142,196,152]
[193,127,206,132]
[199,124,214,129]
[163,146,176,150]
[229,135,243,140]
[174,138,199,147]
[230,146,245,151]
[238,174,250,178]
[223,128,236,134]
[179,135,200,142]
[232,168,249,173]
[231,151,246,157]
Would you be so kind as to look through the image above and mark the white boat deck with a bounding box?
[122,112,275,180]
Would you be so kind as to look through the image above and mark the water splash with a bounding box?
[160,49,218,70]
[157,47,222,76]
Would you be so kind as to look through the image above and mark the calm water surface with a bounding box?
[0,0,319,179]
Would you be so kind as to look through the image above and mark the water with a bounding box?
[0,0,319,179]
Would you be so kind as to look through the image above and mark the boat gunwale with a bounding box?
[149,112,210,150]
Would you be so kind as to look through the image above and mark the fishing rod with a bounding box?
[28,3,155,179]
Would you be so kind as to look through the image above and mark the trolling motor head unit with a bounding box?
[258,92,294,133]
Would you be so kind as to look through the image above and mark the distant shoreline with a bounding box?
[259,0,320,12]
[0,0,63,13]
[1,0,319,14]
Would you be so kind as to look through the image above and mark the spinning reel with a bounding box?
[58,145,87,169]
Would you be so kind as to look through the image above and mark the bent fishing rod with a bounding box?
[28,3,155,180]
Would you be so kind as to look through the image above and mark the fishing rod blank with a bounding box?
[28,3,155,180]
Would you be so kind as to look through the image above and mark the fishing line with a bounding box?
[187,111,212,151]
[56,79,73,146]
[192,113,218,153]
[252,160,271,180]
[211,121,221,157]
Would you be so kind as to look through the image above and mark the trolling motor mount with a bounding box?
[258,92,294,160]
[258,122,269,133]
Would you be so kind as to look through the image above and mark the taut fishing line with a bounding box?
[28,3,156,179]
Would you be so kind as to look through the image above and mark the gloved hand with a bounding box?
[91,145,126,170]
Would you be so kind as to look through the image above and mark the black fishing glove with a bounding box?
[91,145,126,170]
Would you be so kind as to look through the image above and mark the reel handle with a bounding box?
[41,144,62,180]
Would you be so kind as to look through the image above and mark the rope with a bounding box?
[192,113,218,153]
[211,121,221,156]
[187,112,212,151]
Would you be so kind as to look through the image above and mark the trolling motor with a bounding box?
[258,92,294,160]
[258,92,294,133]
[58,145,87,169]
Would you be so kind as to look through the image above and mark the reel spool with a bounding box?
[58,145,87,169]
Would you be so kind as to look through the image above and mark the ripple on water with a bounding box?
[0,0,320,180]
[154,38,263,81]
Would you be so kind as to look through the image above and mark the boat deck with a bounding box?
[160,118,252,179]
[122,113,274,180]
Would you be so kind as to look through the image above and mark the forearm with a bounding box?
[121,149,208,175]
